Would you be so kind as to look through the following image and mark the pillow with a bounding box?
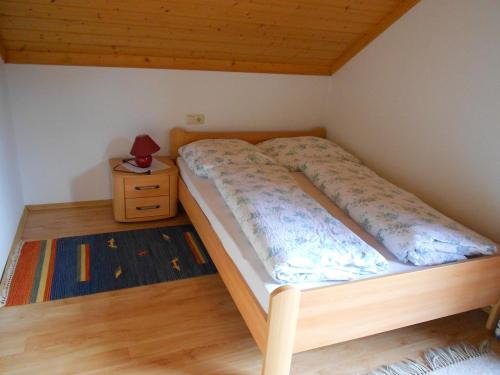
[179,138,277,178]
[257,136,361,171]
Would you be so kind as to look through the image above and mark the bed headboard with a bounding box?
[169,127,326,158]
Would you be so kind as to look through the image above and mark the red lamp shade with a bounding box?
[130,134,160,168]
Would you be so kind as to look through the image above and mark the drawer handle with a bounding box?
[135,185,160,191]
[136,205,160,211]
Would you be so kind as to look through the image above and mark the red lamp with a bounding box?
[130,134,160,168]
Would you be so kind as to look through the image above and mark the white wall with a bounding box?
[0,58,24,273]
[6,65,328,204]
[324,0,500,242]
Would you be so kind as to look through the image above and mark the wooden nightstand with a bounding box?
[109,156,178,222]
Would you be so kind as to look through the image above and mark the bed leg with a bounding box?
[486,298,500,330]
[261,286,301,375]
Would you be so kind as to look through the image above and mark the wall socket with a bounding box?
[186,113,205,125]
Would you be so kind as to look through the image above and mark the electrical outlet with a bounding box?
[186,114,205,125]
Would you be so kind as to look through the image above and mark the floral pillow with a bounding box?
[179,139,277,178]
[257,136,361,171]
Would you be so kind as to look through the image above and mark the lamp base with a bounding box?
[134,155,152,168]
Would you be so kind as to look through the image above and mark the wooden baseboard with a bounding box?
[27,199,112,211]
[0,206,29,292]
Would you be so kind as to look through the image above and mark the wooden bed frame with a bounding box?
[170,127,500,375]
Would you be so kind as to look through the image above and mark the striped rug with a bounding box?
[1,225,216,307]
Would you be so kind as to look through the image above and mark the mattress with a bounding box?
[177,157,419,312]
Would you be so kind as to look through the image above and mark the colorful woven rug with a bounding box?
[1,225,216,307]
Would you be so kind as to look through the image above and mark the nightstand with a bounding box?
[109,156,178,222]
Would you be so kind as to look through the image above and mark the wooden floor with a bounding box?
[22,204,191,240]
[0,205,498,374]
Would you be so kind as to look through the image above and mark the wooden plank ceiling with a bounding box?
[0,0,419,75]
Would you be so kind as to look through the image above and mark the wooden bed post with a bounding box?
[262,286,301,375]
[486,297,500,330]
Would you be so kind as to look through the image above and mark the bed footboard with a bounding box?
[293,254,500,353]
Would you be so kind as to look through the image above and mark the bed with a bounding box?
[170,127,500,375]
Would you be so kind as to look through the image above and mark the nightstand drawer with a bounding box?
[124,175,169,198]
[125,197,170,219]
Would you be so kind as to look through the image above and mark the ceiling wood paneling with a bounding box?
[0,0,419,75]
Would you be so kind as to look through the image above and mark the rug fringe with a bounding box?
[479,339,490,353]
[424,342,488,370]
[0,241,23,307]
[366,342,491,375]
[369,360,430,375]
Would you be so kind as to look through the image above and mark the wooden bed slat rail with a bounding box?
[179,178,268,351]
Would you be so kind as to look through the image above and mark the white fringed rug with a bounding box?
[368,342,500,375]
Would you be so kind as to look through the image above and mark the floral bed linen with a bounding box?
[179,138,277,178]
[300,158,497,266]
[257,136,361,171]
[208,164,388,283]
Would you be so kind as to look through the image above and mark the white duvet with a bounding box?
[303,159,497,265]
[208,164,388,283]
